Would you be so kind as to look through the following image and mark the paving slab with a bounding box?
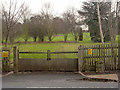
[87,74,118,81]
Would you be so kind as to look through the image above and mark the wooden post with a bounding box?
[8,50,10,71]
[118,43,120,70]
[2,48,10,72]
[13,46,18,73]
[0,51,2,73]
[78,45,83,72]
[47,50,51,60]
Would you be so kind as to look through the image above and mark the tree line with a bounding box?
[1,0,120,47]
[2,1,83,47]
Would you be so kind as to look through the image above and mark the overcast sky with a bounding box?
[1,0,117,16]
[1,0,117,30]
[24,0,86,16]
[1,0,87,16]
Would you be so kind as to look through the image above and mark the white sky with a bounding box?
[1,0,117,16]
[24,0,86,16]
[1,0,117,30]
[1,0,86,16]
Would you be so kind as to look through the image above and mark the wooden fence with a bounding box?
[13,43,119,73]
[13,46,78,73]
[78,44,119,72]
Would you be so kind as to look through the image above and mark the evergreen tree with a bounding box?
[78,2,111,42]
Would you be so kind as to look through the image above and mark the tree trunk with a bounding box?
[64,34,67,42]
[97,1,104,44]
[41,38,44,42]
[9,37,14,43]
[5,29,10,47]
[74,35,77,42]
[48,36,52,41]
[2,40,3,43]
[25,39,28,42]
[34,37,37,42]
[79,36,82,41]
[39,37,44,42]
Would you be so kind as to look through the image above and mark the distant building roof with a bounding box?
[76,24,88,31]
[80,25,88,31]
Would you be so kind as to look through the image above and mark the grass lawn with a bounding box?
[12,32,92,43]
[3,32,119,43]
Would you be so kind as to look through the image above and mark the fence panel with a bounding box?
[18,50,78,72]
[81,43,118,72]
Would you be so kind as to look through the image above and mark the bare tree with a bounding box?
[69,8,79,42]
[9,22,22,43]
[2,0,28,47]
[62,11,71,42]
[28,15,46,42]
[40,3,54,41]
[108,1,119,45]
[53,17,64,34]
[62,9,76,42]
[22,5,31,42]
[62,8,78,42]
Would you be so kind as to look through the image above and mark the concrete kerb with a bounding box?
[78,72,118,82]
[1,71,13,77]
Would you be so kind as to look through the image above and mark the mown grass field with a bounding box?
[4,32,92,43]
[2,32,119,63]
[3,32,120,44]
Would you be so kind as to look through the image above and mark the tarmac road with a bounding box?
[2,72,118,88]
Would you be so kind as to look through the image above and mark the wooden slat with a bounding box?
[83,45,86,71]
[105,44,107,70]
[51,51,78,54]
[103,44,105,71]
[19,58,78,61]
[111,44,113,70]
[19,52,47,54]
[81,45,118,50]
[91,45,94,71]
[18,58,78,71]
[83,55,118,58]
[108,44,111,71]
[19,51,78,54]
[84,45,87,71]
[97,44,99,71]
[82,45,85,71]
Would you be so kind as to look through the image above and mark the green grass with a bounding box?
[12,32,91,42]
[3,32,120,43]
[51,34,75,41]
[18,43,79,59]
